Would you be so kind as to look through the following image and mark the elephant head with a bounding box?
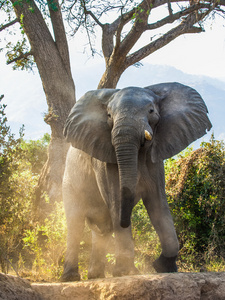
[64,83,212,228]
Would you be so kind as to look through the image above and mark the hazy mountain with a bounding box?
[75,63,225,146]
[4,63,225,144]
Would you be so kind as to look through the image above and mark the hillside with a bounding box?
[3,62,225,143]
[75,63,225,146]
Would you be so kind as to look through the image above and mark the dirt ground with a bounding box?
[0,273,42,300]
[1,272,225,300]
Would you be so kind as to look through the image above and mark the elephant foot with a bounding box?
[153,254,178,273]
[88,264,105,279]
[113,257,139,277]
[88,261,105,279]
[88,269,105,280]
[60,268,80,282]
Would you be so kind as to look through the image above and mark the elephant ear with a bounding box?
[64,89,119,163]
[145,82,212,163]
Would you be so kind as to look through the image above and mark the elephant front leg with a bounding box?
[61,213,85,282]
[143,194,179,273]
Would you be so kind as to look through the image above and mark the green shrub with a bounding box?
[23,201,67,280]
[165,135,225,269]
[132,200,161,273]
[0,96,51,275]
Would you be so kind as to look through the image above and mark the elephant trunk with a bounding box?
[113,127,139,228]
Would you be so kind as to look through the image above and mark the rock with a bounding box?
[32,273,225,300]
[0,273,42,300]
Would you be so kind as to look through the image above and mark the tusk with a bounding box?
[144,130,152,141]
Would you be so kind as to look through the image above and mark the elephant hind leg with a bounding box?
[88,230,111,279]
[61,211,85,282]
[61,263,81,282]
[113,256,139,277]
[112,226,139,277]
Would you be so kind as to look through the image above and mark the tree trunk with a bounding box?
[98,61,125,89]
[11,0,75,214]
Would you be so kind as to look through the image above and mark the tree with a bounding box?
[1,0,224,208]
[67,0,225,88]
[1,0,76,208]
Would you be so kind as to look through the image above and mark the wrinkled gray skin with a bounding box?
[61,83,212,281]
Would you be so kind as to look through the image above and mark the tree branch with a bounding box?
[114,8,137,50]
[167,0,173,15]
[6,51,33,65]
[147,3,211,30]
[0,18,19,32]
[125,12,205,68]
[119,0,152,57]
[101,7,136,62]
[84,9,104,27]
[111,7,136,34]
[47,0,72,76]
[152,0,224,9]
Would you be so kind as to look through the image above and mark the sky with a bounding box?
[0,9,225,140]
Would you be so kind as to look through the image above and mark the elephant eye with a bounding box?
[149,108,154,114]
[107,113,112,118]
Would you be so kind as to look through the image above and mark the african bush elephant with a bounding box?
[61,82,212,281]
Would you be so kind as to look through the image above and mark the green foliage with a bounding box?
[0,96,28,272]
[6,38,35,71]
[131,200,161,273]
[20,133,50,174]
[0,99,65,279]
[165,135,225,269]
[0,95,25,218]
[22,201,67,280]
[0,97,51,275]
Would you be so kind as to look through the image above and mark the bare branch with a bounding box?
[101,7,136,61]
[6,51,33,65]
[0,18,19,32]
[84,9,104,27]
[47,0,72,76]
[125,12,206,68]
[167,0,173,15]
[147,3,211,30]
[114,9,136,49]
[152,0,223,9]
[119,0,152,56]
[111,7,136,34]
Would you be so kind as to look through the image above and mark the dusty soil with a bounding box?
[0,273,42,300]
[1,272,225,300]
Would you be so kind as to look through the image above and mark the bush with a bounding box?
[0,95,28,273]
[20,133,50,175]
[22,201,67,280]
[0,96,52,275]
[165,135,225,269]
[132,200,161,273]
